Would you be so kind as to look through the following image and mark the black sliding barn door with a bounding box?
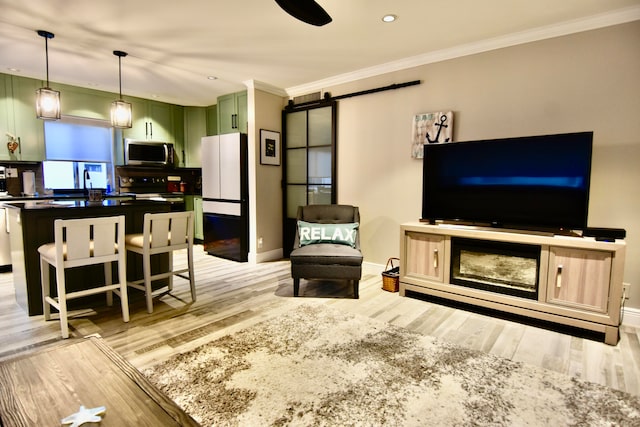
[282,100,337,257]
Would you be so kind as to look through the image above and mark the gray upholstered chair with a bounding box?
[290,204,363,298]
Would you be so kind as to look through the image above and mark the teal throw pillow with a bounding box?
[298,221,359,248]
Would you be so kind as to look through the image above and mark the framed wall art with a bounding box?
[411,111,454,159]
[260,129,281,166]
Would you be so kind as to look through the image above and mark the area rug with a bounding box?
[142,304,640,426]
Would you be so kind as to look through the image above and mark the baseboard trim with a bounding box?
[251,248,284,264]
[622,306,640,328]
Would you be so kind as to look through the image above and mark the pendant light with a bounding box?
[35,30,61,120]
[111,50,132,128]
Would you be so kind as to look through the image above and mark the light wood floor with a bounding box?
[1,245,639,397]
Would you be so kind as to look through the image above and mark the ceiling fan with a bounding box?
[275,0,332,26]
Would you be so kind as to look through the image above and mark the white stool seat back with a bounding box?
[38,215,129,339]
[125,211,195,313]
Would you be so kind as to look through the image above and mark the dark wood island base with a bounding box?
[5,199,172,316]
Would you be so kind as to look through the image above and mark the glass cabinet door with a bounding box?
[283,101,336,255]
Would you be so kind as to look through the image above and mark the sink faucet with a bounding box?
[83,169,90,196]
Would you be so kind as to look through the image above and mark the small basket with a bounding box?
[381,257,400,292]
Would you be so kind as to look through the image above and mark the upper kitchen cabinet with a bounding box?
[183,106,206,167]
[122,98,177,142]
[58,84,112,120]
[1,74,45,161]
[0,75,11,160]
[217,91,247,134]
[172,105,185,167]
[205,104,218,136]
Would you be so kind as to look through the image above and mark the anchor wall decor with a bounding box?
[411,111,454,159]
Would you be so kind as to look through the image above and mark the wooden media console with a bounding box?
[399,222,626,345]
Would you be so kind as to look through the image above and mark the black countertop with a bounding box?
[0,193,136,203]
[3,198,167,210]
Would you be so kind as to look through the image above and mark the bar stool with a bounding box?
[38,215,129,339]
[125,211,196,313]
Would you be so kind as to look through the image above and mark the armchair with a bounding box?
[290,204,363,298]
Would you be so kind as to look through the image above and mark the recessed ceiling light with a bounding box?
[382,14,397,23]
[207,76,218,80]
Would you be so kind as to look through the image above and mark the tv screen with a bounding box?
[422,131,593,231]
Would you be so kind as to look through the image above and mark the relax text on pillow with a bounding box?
[297,221,359,248]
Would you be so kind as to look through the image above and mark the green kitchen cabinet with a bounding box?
[194,196,203,240]
[0,75,11,160]
[2,75,45,161]
[237,91,247,133]
[184,195,204,241]
[217,91,247,134]
[123,98,176,142]
[172,105,185,167]
[59,83,112,120]
[183,106,206,167]
[148,101,175,141]
[205,104,218,136]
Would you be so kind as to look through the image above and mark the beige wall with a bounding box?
[249,88,284,261]
[321,22,640,308]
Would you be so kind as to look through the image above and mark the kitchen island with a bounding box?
[5,199,172,315]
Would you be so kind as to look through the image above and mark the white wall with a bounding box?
[322,22,640,308]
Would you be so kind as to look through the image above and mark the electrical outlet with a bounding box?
[6,167,18,178]
[623,283,631,300]
[258,237,263,249]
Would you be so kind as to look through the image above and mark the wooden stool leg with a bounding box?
[143,252,153,314]
[118,257,130,323]
[56,265,69,339]
[40,257,51,321]
[104,262,113,307]
[188,248,196,303]
[167,252,174,291]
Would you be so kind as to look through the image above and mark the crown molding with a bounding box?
[244,79,288,97]
[285,5,640,98]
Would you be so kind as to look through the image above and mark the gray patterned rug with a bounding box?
[143,304,640,426]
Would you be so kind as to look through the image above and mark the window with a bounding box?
[42,161,109,191]
[43,117,115,191]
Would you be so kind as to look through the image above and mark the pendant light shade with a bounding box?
[35,30,61,120]
[111,50,132,128]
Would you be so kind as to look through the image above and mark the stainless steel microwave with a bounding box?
[124,139,174,167]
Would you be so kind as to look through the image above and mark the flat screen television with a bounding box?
[421,131,593,231]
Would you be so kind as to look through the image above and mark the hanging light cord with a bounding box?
[113,50,128,101]
[37,30,54,88]
[44,36,50,87]
[118,55,123,99]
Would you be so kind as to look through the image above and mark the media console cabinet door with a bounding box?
[547,247,612,313]
[404,232,446,282]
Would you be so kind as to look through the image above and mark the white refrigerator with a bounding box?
[201,133,248,262]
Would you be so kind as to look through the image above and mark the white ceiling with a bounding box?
[1,0,639,107]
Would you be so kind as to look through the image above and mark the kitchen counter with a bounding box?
[0,193,135,203]
[6,199,172,315]
[3,198,141,210]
